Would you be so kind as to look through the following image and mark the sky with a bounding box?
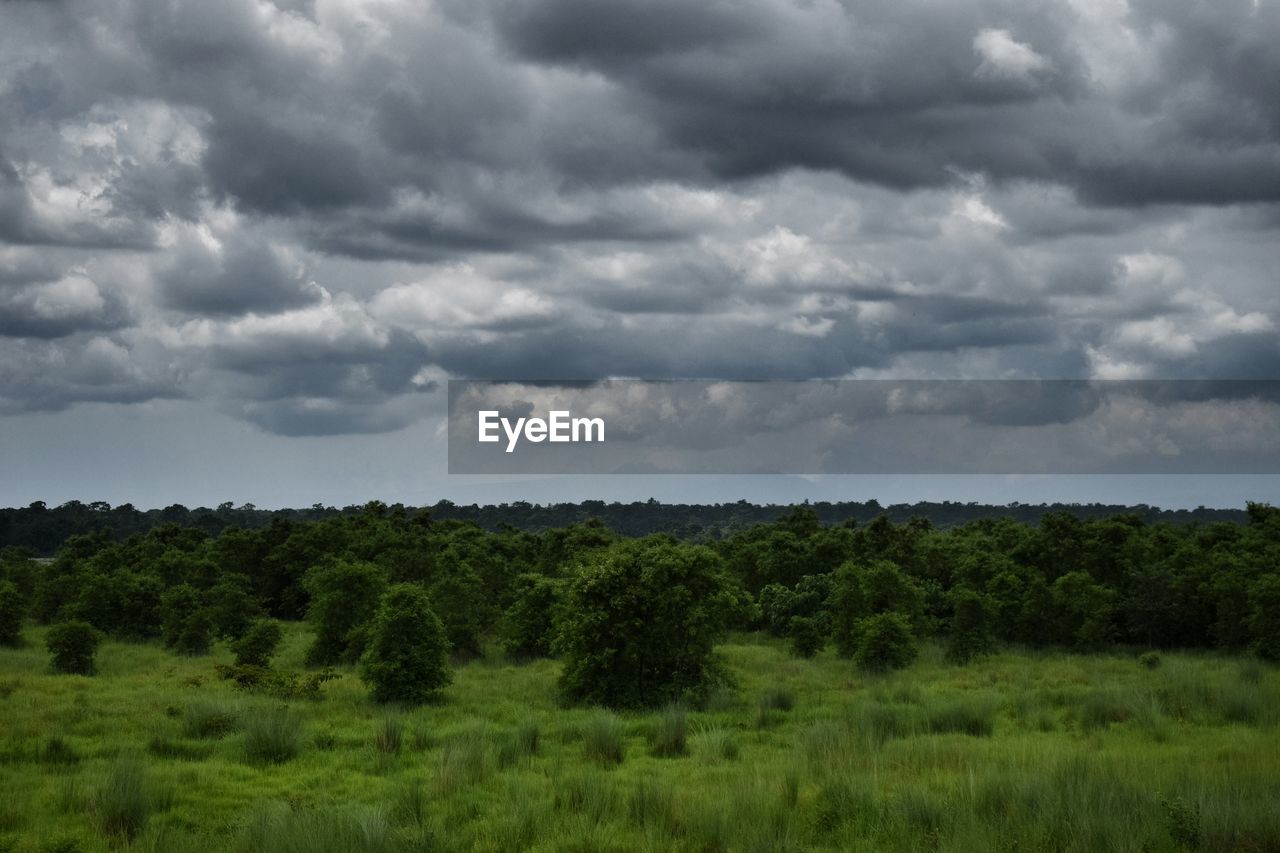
[2,0,1279,509]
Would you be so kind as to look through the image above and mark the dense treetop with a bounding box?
[0,498,1250,556]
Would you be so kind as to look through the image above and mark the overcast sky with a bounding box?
[2,0,1279,509]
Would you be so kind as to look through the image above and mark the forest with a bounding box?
[1,501,1278,851]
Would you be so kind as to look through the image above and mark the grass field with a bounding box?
[2,625,1279,852]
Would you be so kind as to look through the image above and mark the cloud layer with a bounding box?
[2,0,1278,436]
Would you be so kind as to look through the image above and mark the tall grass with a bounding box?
[243,709,302,764]
[649,705,687,757]
[582,713,625,766]
[91,754,166,842]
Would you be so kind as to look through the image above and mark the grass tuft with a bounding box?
[243,709,302,765]
[582,713,625,766]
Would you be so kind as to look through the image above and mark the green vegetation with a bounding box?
[44,620,101,675]
[1,501,1279,849]
[0,625,1277,851]
[358,584,452,706]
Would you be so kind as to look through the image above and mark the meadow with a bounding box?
[2,624,1278,853]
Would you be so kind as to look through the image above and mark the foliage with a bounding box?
[789,615,826,658]
[854,612,918,673]
[0,580,24,646]
[500,573,564,659]
[45,620,101,675]
[359,583,452,706]
[243,709,302,764]
[830,560,923,658]
[303,560,387,666]
[556,537,736,709]
[945,587,993,664]
[231,619,284,668]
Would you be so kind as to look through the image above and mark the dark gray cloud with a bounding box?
[0,0,1276,444]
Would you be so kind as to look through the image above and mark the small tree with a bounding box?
[47,620,102,675]
[556,537,735,709]
[789,615,825,659]
[360,584,452,705]
[231,619,284,668]
[501,573,564,659]
[0,580,24,646]
[303,560,387,666]
[1248,575,1280,661]
[854,612,917,673]
[945,587,993,664]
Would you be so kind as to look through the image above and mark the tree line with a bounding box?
[0,498,1250,555]
[1,501,1277,709]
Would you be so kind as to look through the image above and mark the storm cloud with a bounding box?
[1,0,1278,440]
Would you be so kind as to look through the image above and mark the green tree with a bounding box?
[46,620,102,675]
[359,584,452,705]
[1050,571,1115,648]
[500,573,564,659]
[854,612,917,673]
[1248,575,1280,661]
[829,559,923,658]
[303,559,387,666]
[789,615,825,658]
[231,619,285,668]
[945,586,992,664]
[556,537,735,709]
[0,579,25,646]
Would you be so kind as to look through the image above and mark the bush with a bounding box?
[231,620,284,668]
[556,537,736,709]
[173,608,214,657]
[1139,651,1162,670]
[649,705,687,757]
[789,616,826,658]
[243,709,302,764]
[303,560,387,667]
[46,621,101,675]
[945,587,992,665]
[500,574,564,659]
[830,560,924,658]
[854,613,917,673]
[0,580,24,647]
[359,584,452,706]
[1248,576,1280,661]
[583,713,625,766]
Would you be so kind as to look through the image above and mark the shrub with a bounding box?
[649,705,687,757]
[159,584,203,650]
[1139,651,1162,670]
[500,574,564,659]
[303,560,387,667]
[854,613,917,673]
[556,537,736,709]
[945,587,992,665]
[358,585,451,706]
[173,608,214,657]
[582,713,625,766]
[0,580,24,647]
[231,620,284,668]
[243,710,302,764]
[789,616,825,658]
[1248,575,1280,661]
[829,560,924,658]
[46,621,101,676]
